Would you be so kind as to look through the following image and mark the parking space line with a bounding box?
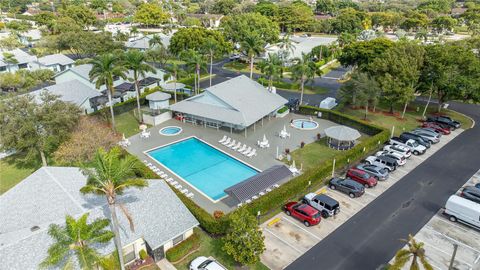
[423,227,480,254]
[474,254,480,264]
[329,191,367,207]
[364,190,377,198]
[281,217,322,241]
[396,168,409,174]
[263,228,303,254]
[412,155,426,161]
[432,214,473,233]
[422,241,472,267]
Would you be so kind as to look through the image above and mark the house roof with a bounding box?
[0,48,37,67]
[265,35,337,60]
[0,167,199,270]
[125,34,172,50]
[28,79,101,107]
[146,91,171,101]
[169,75,288,127]
[38,54,74,66]
[22,29,42,40]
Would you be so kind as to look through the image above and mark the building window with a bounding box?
[18,63,28,69]
[172,234,184,246]
[0,66,6,72]
[123,244,136,264]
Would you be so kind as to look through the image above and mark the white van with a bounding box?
[444,195,480,229]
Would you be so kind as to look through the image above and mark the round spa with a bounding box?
[291,119,319,130]
[159,126,182,136]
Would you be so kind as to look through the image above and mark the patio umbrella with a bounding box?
[283,125,287,133]
[291,160,296,170]
[139,124,147,131]
[263,134,267,142]
[122,133,126,140]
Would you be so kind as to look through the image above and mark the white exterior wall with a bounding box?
[163,228,195,253]
[55,72,104,91]
[123,238,148,265]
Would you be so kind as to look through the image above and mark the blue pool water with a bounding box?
[292,119,319,130]
[160,126,182,135]
[147,138,258,201]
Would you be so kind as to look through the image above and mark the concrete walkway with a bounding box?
[157,259,177,270]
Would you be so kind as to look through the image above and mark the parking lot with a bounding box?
[390,170,480,270]
[260,128,464,270]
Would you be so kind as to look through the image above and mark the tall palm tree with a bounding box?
[80,148,148,270]
[390,234,433,270]
[89,54,128,131]
[240,32,266,79]
[164,62,186,103]
[123,50,156,123]
[258,53,283,92]
[2,52,18,72]
[182,49,207,95]
[290,53,321,105]
[148,34,164,48]
[40,213,114,269]
[279,34,296,62]
[202,37,218,87]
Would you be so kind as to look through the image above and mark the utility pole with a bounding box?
[448,243,458,270]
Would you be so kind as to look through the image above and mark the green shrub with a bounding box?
[277,106,289,114]
[139,249,148,260]
[165,231,200,262]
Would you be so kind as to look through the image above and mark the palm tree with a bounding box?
[123,50,156,123]
[279,34,296,62]
[202,37,219,87]
[148,34,164,48]
[2,52,18,72]
[390,234,433,270]
[290,53,321,105]
[182,49,207,95]
[258,53,283,92]
[164,62,186,103]
[80,148,148,270]
[240,32,266,79]
[89,54,128,131]
[40,213,114,269]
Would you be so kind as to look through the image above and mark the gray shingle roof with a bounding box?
[169,75,288,127]
[325,125,361,141]
[56,64,162,83]
[224,165,291,203]
[146,91,171,101]
[38,54,74,66]
[28,79,101,107]
[0,167,198,270]
[0,49,37,66]
[124,34,172,50]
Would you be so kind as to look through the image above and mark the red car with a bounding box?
[421,122,451,135]
[346,168,377,188]
[284,202,321,227]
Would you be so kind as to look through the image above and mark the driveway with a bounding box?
[286,102,480,270]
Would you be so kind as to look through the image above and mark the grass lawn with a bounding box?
[0,156,38,194]
[115,111,142,138]
[320,60,341,75]
[173,229,269,270]
[257,78,328,95]
[177,74,215,88]
[223,61,262,74]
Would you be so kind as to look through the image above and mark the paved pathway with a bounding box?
[286,101,480,270]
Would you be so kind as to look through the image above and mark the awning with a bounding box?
[139,77,159,87]
[116,82,135,92]
[325,125,361,141]
[224,165,292,203]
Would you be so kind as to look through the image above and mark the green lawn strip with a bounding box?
[0,156,38,194]
[177,74,216,87]
[115,111,142,138]
[173,228,268,270]
[223,61,262,74]
[290,137,349,171]
[258,79,328,95]
[320,61,341,75]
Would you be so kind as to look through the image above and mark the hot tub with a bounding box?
[291,119,319,130]
[159,126,182,136]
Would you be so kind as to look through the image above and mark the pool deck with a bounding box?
[126,113,338,214]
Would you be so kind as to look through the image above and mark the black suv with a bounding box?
[286,98,300,110]
[461,186,480,204]
[427,115,460,130]
[400,132,431,149]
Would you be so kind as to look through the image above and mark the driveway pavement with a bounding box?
[260,127,464,270]
[286,102,480,270]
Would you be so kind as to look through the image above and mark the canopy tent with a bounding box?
[160,82,186,91]
[324,125,361,150]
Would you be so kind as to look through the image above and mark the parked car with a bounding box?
[375,150,407,166]
[444,195,480,229]
[415,127,442,137]
[389,137,427,155]
[475,183,480,189]
[400,132,431,148]
[329,177,365,198]
[383,144,411,159]
[190,256,227,270]
[346,168,378,188]
[228,54,241,60]
[422,122,451,135]
[427,115,460,130]
[286,98,300,110]
[284,202,321,226]
[364,155,397,172]
[303,193,340,218]
[460,186,480,204]
[356,164,389,181]
[410,129,440,144]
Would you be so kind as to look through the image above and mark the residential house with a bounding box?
[0,167,199,269]
[124,33,173,51]
[28,80,102,114]
[263,35,337,62]
[187,14,224,29]
[0,49,37,73]
[19,29,42,47]
[35,54,74,73]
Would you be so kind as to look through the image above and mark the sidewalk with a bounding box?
[157,259,177,270]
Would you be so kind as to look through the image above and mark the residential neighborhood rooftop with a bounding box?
[37,54,74,66]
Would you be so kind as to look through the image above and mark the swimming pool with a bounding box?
[291,119,319,130]
[146,137,258,201]
[159,126,182,136]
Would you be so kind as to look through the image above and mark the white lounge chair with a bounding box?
[245,199,252,204]
[232,142,242,150]
[171,181,178,186]
[273,184,280,188]
[242,147,252,155]
[165,178,173,183]
[160,173,168,178]
[227,140,236,148]
[222,138,231,145]
[143,160,148,164]
[219,135,227,143]
[140,131,150,138]
[238,144,247,152]
[237,203,243,207]
[247,149,257,158]
[180,189,188,194]
[252,195,259,200]
[266,188,272,193]
[174,184,182,190]
[259,192,265,196]
[187,192,194,198]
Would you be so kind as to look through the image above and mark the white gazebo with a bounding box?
[146,91,171,110]
[324,125,361,150]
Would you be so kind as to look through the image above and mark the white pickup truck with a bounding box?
[389,137,426,155]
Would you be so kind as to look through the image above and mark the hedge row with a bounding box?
[165,231,200,262]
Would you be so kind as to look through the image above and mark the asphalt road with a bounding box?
[286,102,480,270]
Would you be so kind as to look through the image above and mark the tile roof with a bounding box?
[0,167,199,270]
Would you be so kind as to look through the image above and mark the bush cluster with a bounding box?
[165,231,200,262]
[277,106,289,114]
